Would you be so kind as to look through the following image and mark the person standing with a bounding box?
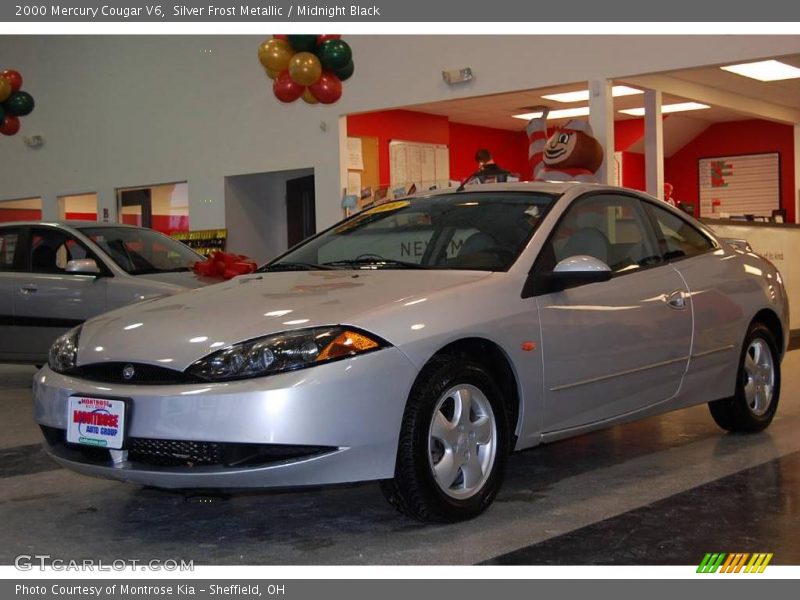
[472,149,511,183]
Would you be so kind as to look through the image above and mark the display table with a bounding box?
[704,219,800,331]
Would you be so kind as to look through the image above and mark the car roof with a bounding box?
[401,180,614,199]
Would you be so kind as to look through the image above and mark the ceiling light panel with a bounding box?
[618,102,710,116]
[720,60,800,81]
[541,85,643,103]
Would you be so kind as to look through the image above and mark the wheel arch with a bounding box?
[751,308,785,358]
[422,337,522,446]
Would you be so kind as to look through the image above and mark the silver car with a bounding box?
[0,221,211,364]
[33,183,788,522]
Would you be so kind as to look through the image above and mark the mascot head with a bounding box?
[543,119,603,172]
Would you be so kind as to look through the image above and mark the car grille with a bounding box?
[41,426,335,468]
[64,362,205,385]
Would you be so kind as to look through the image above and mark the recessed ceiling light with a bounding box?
[720,60,800,81]
[512,106,591,120]
[618,102,710,117]
[541,85,643,103]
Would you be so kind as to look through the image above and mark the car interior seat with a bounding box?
[31,244,59,273]
[458,232,498,257]
[560,228,611,265]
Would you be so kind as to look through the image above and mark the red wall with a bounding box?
[448,122,530,181]
[347,110,450,187]
[665,119,795,222]
[0,208,42,222]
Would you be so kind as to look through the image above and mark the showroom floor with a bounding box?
[1,354,799,566]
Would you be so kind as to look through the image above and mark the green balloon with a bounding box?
[334,60,355,82]
[317,39,352,71]
[4,91,34,117]
[0,104,4,123]
[287,35,317,53]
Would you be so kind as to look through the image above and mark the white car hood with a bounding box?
[134,270,218,289]
[78,269,491,369]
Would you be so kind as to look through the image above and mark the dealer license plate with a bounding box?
[66,397,127,450]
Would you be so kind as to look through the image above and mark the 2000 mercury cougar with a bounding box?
[34,182,788,522]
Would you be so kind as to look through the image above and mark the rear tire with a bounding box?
[709,323,780,433]
[380,358,509,522]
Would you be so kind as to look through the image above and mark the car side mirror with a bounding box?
[66,258,101,275]
[547,255,612,292]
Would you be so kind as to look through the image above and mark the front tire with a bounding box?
[709,323,780,433]
[380,358,509,522]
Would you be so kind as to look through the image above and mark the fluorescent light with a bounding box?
[541,85,643,103]
[618,102,710,116]
[721,59,800,81]
[512,106,591,120]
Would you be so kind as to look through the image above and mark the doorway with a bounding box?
[286,174,316,247]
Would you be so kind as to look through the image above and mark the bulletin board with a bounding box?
[389,140,450,194]
[699,152,780,218]
[346,135,380,209]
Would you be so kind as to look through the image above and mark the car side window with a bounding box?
[540,194,662,275]
[647,203,715,260]
[29,228,93,274]
[0,229,20,272]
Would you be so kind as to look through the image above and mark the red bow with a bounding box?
[192,251,258,280]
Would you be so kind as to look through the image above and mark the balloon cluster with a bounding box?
[258,35,354,105]
[192,251,258,280]
[0,70,35,136]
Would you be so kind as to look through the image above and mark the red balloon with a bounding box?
[316,34,341,46]
[273,70,304,103]
[309,71,343,104]
[273,34,288,40]
[0,70,22,92]
[0,115,20,136]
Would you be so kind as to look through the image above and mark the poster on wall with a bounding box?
[389,140,450,194]
[699,152,779,219]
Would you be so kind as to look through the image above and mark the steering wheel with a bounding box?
[355,253,386,261]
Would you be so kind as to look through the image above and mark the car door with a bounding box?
[532,192,693,432]
[0,227,24,359]
[13,226,109,360]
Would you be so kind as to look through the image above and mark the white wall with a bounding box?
[225,168,313,263]
[1,35,799,232]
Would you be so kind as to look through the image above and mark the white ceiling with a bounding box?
[403,53,800,139]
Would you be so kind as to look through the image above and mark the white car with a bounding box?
[34,183,788,522]
[0,221,212,363]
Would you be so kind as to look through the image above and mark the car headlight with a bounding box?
[186,326,388,382]
[48,326,82,373]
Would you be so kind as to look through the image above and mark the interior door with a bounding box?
[13,227,108,361]
[118,188,152,229]
[534,192,693,432]
[286,175,316,247]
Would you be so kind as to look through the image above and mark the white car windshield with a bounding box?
[80,226,203,275]
[264,191,558,272]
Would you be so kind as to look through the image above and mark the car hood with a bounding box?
[78,269,491,369]
[133,270,218,289]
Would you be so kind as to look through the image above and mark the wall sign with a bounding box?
[699,152,779,218]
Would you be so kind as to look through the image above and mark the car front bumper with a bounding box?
[33,347,418,489]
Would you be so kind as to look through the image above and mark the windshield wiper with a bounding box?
[322,258,429,270]
[258,261,334,272]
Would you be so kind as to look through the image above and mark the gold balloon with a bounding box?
[288,52,322,87]
[264,66,280,80]
[258,38,294,73]
[301,88,319,104]
[0,78,11,103]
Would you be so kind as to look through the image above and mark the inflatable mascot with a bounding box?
[526,106,604,183]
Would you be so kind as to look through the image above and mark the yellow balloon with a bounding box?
[301,88,319,104]
[288,52,322,87]
[258,38,294,73]
[264,66,280,80]
[0,78,11,103]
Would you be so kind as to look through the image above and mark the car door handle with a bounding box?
[665,290,686,310]
[19,285,38,294]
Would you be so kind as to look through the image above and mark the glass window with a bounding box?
[647,203,715,260]
[80,226,202,275]
[0,229,19,271]
[0,197,42,223]
[58,193,98,221]
[541,194,662,274]
[29,228,93,274]
[266,192,557,272]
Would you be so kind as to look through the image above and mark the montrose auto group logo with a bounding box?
[697,552,773,573]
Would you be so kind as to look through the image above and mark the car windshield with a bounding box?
[263,191,558,272]
[79,226,203,275]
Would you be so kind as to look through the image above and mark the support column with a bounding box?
[40,193,58,220]
[645,89,664,199]
[794,124,800,223]
[589,79,615,185]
